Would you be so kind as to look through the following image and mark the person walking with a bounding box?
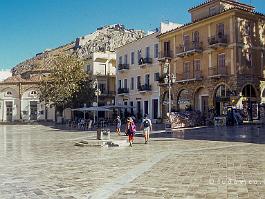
[125,117,136,147]
[115,116,121,135]
[141,114,152,144]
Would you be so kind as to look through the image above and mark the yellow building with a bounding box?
[158,0,265,121]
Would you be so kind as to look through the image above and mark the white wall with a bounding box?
[116,32,161,120]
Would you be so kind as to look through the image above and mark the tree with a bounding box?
[40,55,94,110]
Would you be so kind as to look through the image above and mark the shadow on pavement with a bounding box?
[148,125,265,144]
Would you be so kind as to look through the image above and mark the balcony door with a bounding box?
[184,62,191,79]
[152,99,159,119]
[145,74,150,86]
[164,42,170,56]
[216,23,224,37]
[183,35,190,51]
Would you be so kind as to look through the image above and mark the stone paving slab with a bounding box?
[0,125,265,199]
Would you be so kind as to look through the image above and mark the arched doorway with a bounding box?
[194,87,209,116]
[241,84,258,121]
[177,89,191,111]
[214,85,231,116]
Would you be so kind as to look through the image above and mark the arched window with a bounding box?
[242,85,256,98]
[30,91,37,95]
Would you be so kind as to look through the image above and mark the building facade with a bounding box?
[115,32,162,122]
[158,0,265,121]
[0,77,55,122]
[84,51,116,119]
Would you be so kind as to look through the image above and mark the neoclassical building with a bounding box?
[158,0,265,121]
[0,72,55,122]
[116,32,161,121]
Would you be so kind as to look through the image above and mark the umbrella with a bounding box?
[72,106,111,122]
[102,105,135,109]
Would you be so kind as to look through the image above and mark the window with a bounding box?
[31,91,37,95]
[118,80,122,88]
[124,54,128,64]
[131,52,135,65]
[124,79,128,89]
[164,41,170,56]
[217,23,224,36]
[193,31,200,43]
[137,76,141,88]
[145,74,150,85]
[154,72,160,81]
[245,21,252,36]
[119,56,122,65]
[137,50,142,62]
[146,47,150,58]
[131,77,134,90]
[183,35,190,50]
[194,60,201,71]
[184,62,191,79]
[218,53,226,68]
[184,62,191,73]
[86,64,91,72]
[154,44,159,58]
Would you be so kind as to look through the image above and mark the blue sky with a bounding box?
[0,0,264,69]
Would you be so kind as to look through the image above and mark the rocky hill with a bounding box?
[11,24,144,75]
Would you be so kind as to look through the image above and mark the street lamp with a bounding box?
[163,60,176,114]
[93,78,101,126]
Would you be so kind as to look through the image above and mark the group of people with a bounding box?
[115,114,152,147]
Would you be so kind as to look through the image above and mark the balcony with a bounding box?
[176,42,203,58]
[208,34,228,49]
[175,70,203,82]
[139,58,153,67]
[117,88,129,95]
[101,91,116,97]
[117,64,129,71]
[158,50,173,61]
[208,66,227,78]
[138,84,152,93]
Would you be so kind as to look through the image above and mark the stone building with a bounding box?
[0,71,55,122]
[158,0,265,121]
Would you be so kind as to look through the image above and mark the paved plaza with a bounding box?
[0,125,265,199]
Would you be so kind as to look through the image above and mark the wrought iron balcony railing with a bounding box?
[208,34,228,47]
[138,57,153,66]
[117,64,130,71]
[138,84,152,92]
[176,42,203,57]
[117,88,129,94]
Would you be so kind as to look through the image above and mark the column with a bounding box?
[231,47,235,75]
